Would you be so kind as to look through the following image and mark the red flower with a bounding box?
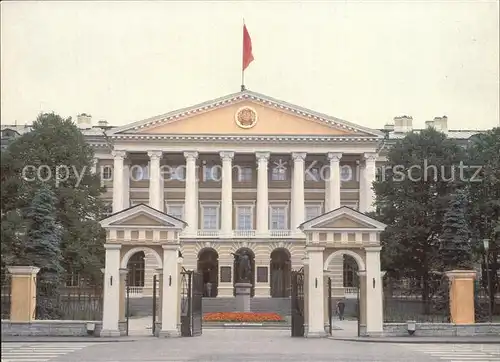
[203,312,284,322]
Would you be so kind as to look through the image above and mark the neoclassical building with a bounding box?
[1,90,482,301]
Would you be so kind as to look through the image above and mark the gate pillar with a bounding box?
[158,244,181,338]
[119,268,128,322]
[305,246,327,338]
[7,266,39,322]
[101,244,122,337]
[365,246,383,336]
[445,270,476,324]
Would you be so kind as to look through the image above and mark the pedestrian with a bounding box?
[336,299,345,320]
[206,281,212,297]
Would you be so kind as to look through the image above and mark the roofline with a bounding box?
[108,89,385,137]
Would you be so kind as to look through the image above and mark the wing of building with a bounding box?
[0,89,486,306]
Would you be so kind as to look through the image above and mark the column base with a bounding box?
[305,330,328,338]
[100,329,121,337]
[157,329,181,338]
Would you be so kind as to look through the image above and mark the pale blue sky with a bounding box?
[1,1,499,130]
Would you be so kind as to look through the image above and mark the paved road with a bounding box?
[2,332,499,361]
[0,342,99,362]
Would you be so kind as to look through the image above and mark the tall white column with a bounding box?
[305,245,327,337]
[220,151,234,238]
[291,152,306,233]
[148,151,163,211]
[123,164,130,209]
[363,153,377,213]
[101,244,121,337]
[326,152,342,211]
[91,158,98,174]
[112,151,126,213]
[256,152,270,237]
[364,246,383,336]
[183,151,198,236]
[159,244,181,337]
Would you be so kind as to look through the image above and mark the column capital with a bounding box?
[327,152,342,162]
[220,151,234,161]
[292,152,307,161]
[364,246,382,252]
[111,150,127,159]
[363,152,378,162]
[7,266,40,275]
[183,151,199,160]
[148,150,163,160]
[119,268,128,275]
[255,151,270,162]
[104,244,122,250]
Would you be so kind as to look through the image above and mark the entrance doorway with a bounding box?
[197,248,219,297]
[270,248,291,297]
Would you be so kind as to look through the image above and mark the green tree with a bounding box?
[466,127,500,314]
[20,184,64,319]
[373,128,466,306]
[440,190,472,270]
[0,112,107,282]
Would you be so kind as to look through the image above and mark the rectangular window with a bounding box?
[305,205,322,221]
[238,167,252,182]
[203,165,220,181]
[271,167,287,181]
[202,205,219,230]
[270,205,287,230]
[166,166,185,181]
[167,204,184,220]
[305,167,320,181]
[130,165,149,181]
[236,206,253,230]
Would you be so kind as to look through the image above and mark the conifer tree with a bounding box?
[440,190,472,270]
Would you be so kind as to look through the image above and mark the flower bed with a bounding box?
[203,312,285,323]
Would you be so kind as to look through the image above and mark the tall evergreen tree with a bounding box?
[1,113,107,282]
[440,190,472,270]
[21,184,64,319]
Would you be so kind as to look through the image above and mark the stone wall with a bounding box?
[1,320,127,337]
[381,322,500,337]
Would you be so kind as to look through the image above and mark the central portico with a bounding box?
[94,89,385,299]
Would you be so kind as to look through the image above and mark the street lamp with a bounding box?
[483,239,493,323]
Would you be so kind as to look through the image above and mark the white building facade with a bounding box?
[87,90,387,299]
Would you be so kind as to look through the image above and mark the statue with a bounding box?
[231,251,251,282]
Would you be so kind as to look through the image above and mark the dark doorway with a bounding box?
[343,255,359,288]
[127,251,145,287]
[233,248,255,297]
[197,248,219,297]
[270,248,291,297]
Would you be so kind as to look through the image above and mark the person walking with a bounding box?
[336,299,346,320]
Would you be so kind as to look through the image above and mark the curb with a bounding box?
[329,337,500,344]
[1,338,143,343]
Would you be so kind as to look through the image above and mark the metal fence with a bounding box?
[35,275,103,321]
[383,272,450,323]
[1,273,11,319]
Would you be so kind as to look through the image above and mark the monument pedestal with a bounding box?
[234,282,252,312]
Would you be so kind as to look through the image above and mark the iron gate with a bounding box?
[152,274,159,335]
[327,277,333,335]
[180,268,203,337]
[291,267,305,337]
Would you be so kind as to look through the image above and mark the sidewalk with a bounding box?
[329,320,500,344]
[330,335,500,344]
[1,336,147,343]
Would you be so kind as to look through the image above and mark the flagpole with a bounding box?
[241,18,245,91]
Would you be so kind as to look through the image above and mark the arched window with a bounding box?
[127,251,145,287]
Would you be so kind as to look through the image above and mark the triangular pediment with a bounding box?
[100,204,187,230]
[109,90,383,138]
[299,206,387,231]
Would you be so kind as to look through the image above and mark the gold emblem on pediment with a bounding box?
[235,106,258,129]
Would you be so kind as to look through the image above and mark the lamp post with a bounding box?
[483,239,493,323]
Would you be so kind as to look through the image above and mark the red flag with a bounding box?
[242,24,254,71]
